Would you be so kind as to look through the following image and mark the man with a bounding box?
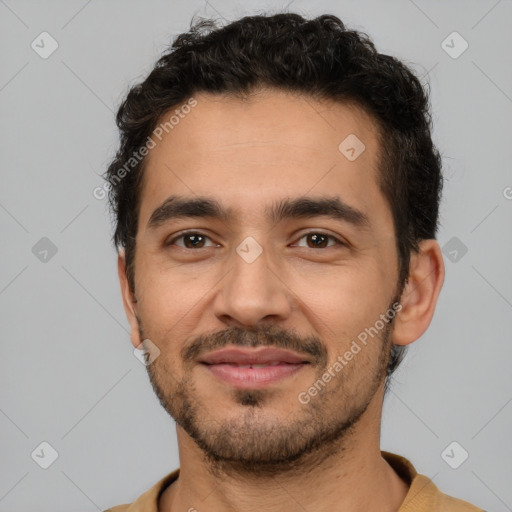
[104,12,484,512]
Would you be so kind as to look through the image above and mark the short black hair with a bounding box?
[105,12,443,380]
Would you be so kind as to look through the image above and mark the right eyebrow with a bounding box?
[147,196,232,230]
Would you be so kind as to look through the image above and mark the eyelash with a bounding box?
[166,231,345,249]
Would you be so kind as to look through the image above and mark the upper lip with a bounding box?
[200,347,311,365]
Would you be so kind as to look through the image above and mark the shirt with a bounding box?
[104,451,484,511]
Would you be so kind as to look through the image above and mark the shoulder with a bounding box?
[410,474,485,512]
[381,452,484,512]
[437,487,485,512]
[103,468,180,512]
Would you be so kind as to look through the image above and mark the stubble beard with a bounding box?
[142,313,395,477]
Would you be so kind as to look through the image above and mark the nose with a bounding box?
[212,242,292,327]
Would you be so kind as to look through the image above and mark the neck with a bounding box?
[159,388,409,512]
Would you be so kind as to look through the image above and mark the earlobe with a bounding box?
[392,239,445,346]
[117,251,142,348]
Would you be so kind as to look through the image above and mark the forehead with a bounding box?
[138,89,389,230]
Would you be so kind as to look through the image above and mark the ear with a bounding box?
[392,239,445,346]
[118,251,142,349]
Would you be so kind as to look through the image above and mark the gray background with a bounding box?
[1,0,511,511]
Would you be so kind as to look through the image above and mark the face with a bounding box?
[124,89,403,473]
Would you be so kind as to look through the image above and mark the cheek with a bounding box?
[134,266,213,354]
[298,263,386,322]
[135,253,200,311]
[295,266,392,361]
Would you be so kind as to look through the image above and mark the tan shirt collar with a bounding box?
[105,451,483,512]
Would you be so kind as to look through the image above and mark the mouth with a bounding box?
[199,347,311,389]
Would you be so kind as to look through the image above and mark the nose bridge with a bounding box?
[214,237,291,326]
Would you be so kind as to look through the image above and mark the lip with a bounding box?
[199,347,311,389]
[200,347,310,365]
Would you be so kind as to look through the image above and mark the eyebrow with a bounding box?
[146,195,370,230]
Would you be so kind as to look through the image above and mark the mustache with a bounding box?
[181,324,328,366]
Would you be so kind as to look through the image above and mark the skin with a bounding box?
[118,88,445,512]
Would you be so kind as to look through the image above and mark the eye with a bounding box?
[166,232,218,249]
[293,232,344,249]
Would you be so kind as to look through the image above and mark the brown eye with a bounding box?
[307,233,329,248]
[167,232,215,249]
[294,232,342,249]
[182,234,205,248]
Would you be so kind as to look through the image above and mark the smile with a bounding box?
[201,361,309,388]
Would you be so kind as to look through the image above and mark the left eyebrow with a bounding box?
[146,195,371,231]
[269,196,371,230]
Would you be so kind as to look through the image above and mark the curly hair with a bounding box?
[105,12,443,380]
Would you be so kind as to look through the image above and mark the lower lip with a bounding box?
[202,362,307,389]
